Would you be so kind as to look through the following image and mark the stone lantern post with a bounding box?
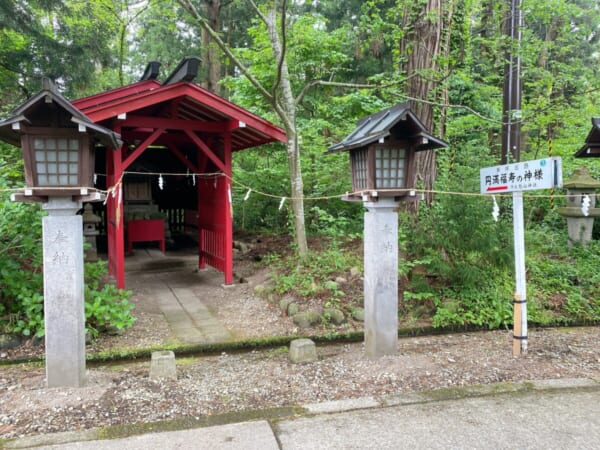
[558,166,600,246]
[327,103,447,357]
[0,79,120,387]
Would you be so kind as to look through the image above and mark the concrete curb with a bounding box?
[1,407,301,449]
[303,397,380,414]
[299,378,600,416]
[3,378,599,449]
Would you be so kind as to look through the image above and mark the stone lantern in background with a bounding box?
[327,102,447,357]
[0,79,120,387]
[558,166,600,247]
[82,203,101,262]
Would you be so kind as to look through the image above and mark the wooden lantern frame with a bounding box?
[327,103,448,202]
[349,140,416,198]
[20,127,93,197]
[0,79,120,203]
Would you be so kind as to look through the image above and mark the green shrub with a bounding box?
[1,187,135,338]
[265,237,361,305]
[84,261,135,337]
[0,193,44,334]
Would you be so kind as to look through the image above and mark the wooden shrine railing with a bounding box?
[200,227,226,272]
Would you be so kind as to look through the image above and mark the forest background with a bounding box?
[1,0,599,339]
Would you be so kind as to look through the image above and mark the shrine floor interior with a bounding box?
[97,234,198,274]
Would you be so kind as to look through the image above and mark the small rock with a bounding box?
[289,338,317,364]
[287,303,299,316]
[335,276,348,285]
[233,241,251,253]
[324,308,346,325]
[351,307,365,322]
[150,351,177,380]
[279,297,292,313]
[293,313,312,328]
[350,267,361,278]
[293,310,321,328]
[306,309,322,323]
[0,334,21,350]
[106,325,124,336]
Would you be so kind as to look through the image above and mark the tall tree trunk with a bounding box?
[401,0,452,204]
[177,0,308,256]
[264,8,308,256]
[537,16,559,69]
[438,1,455,138]
[479,0,497,60]
[201,0,222,95]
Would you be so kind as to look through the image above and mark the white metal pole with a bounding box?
[512,191,527,355]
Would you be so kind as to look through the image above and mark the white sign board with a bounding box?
[480,157,562,194]
[479,157,563,356]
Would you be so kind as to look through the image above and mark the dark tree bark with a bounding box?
[400,0,453,204]
[200,0,222,95]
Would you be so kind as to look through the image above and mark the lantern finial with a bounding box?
[42,77,57,93]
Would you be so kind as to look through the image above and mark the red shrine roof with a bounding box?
[73,72,286,152]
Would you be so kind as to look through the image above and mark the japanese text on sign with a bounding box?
[480,157,562,194]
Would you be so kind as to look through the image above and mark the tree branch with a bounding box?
[177,0,276,107]
[244,0,295,131]
[246,0,269,24]
[294,79,406,106]
[246,0,289,115]
[273,0,289,104]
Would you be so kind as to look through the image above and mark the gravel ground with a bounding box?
[1,327,599,440]
[1,242,599,440]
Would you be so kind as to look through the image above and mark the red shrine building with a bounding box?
[71,58,286,288]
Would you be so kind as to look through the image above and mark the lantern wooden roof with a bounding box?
[0,79,120,148]
[575,117,600,158]
[327,102,448,153]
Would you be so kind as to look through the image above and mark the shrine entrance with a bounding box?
[73,58,286,288]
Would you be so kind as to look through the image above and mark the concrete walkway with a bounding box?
[124,249,232,344]
[8,378,600,449]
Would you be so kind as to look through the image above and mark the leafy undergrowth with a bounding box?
[0,189,135,339]
[260,237,365,323]
[261,231,600,331]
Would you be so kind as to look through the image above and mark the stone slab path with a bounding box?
[124,251,232,345]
